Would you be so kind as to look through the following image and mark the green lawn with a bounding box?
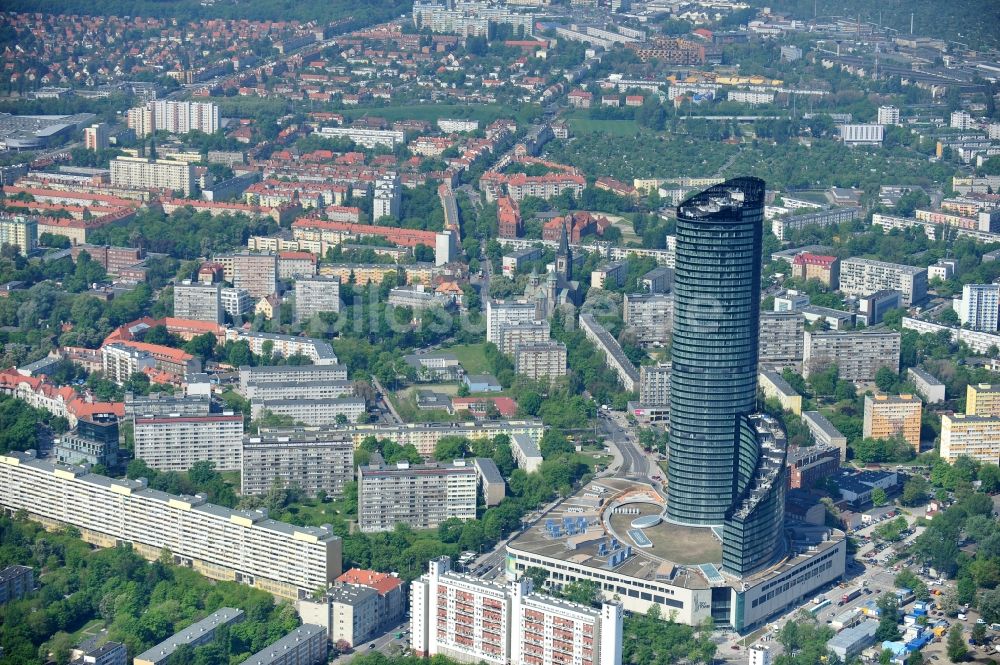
[276,496,355,527]
[565,112,644,137]
[447,343,492,375]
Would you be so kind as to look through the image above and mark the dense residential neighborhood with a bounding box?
[0,1,999,665]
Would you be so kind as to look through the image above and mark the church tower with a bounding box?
[555,222,572,281]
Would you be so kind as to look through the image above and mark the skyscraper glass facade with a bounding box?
[667,177,766,525]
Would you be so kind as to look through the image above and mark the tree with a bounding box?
[979,588,1000,624]
[971,621,987,645]
[947,624,968,662]
[875,367,898,392]
[523,567,549,591]
[875,594,900,641]
[872,487,888,507]
[978,464,1000,493]
[559,580,599,607]
[902,475,930,506]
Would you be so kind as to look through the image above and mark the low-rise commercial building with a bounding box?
[856,290,901,326]
[803,330,900,384]
[786,445,841,490]
[134,608,245,665]
[358,460,477,532]
[242,429,354,498]
[827,620,878,662]
[863,394,922,450]
[0,451,342,600]
[53,414,120,468]
[134,413,244,472]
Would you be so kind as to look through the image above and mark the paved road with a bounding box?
[599,412,649,480]
[334,619,409,662]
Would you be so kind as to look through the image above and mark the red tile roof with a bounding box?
[336,568,403,595]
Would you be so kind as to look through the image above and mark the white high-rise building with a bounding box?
[485,299,538,343]
[110,156,195,195]
[128,100,220,137]
[950,111,973,130]
[373,173,401,221]
[955,283,1000,331]
[133,413,244,472]
[877,106,900,125]
[173,281,223,323]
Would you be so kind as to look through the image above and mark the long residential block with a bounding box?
[580,313,638,392]
[358,460,477,533]
[134,413,244,472]
[0,451,342,600]
[268,420,544,458]
[237,624,328,665]
[838,258,927,306]
[803,330,900,384]
[242,429,354,497]
[135,608,244,665]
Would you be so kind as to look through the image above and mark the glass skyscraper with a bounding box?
[667,177,766,525]
[665,176,787,577]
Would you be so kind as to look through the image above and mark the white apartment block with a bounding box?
[907,367,946,404]
[486,299,538,343]
[838,258,928,306]
[173,281,223,323]
[128,100,220,137]
[245,379,354,403]
[940,414,1000,464]
[497,319,550,355]
[950,111,973,130]
[0,215,38,256]
[242,430,354,497]
[295,276,341,321]
[955,283,1000,331]
[591,261,628,290]
[580,313,638,392]
[218,251,278,299]
[239,364,349,393]
[877,106,900,125]
[623,293,672,346]
[236,624,328,665]
[318,126,404,149]
[135,608,244,665]
[134,413,244,472]
[728,90,774,105]
[110,157,195,196]
[769,207,862,241]
[358,460,478,532]
[101,342,155,384]
[438,119,479,133]
[839,123,884,145]
[277,420,544,458]
[250,397,366,426]
[228,330,339,364]
[902,317,1000,355]
[373,173,401,221]
[514,341,567,383]
[410,557,623,665]
[412,0,534,37]
[221,287,253,319]
[759,311,805,371]
[639,363,670,406]
[0,450,342,600]
[510,433,543,474]
[803,330,901,384]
